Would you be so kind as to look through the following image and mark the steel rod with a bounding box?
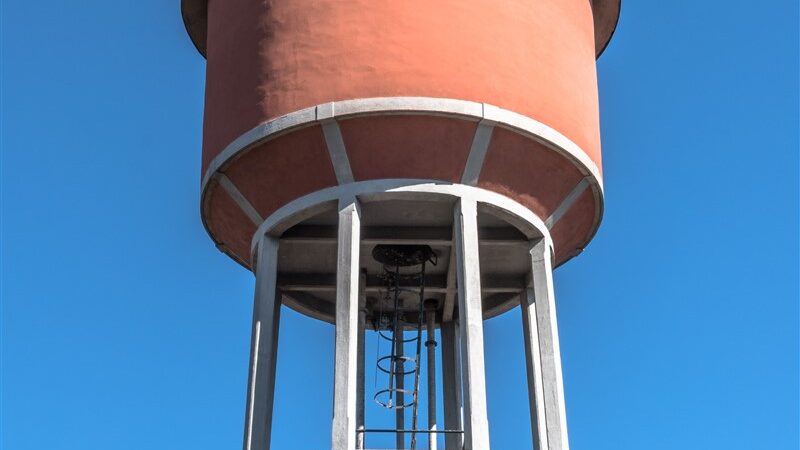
[396,327,405,449]
[394,265,405,449]
[410,262,426,449]
[425,301,438,450]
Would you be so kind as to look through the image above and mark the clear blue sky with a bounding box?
[1,1,798,449]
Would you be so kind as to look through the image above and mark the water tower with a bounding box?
[181,1,620,449]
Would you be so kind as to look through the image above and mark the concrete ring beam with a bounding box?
[201,98,604,197]
[199,97,604,271]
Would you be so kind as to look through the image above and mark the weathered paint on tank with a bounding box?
[202,0,602,171]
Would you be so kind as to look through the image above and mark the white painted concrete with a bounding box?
[454,199,491,450]
[544,177,590,230]
[321,120,355,184]
[331,199,362,450]
[461,121,495,186]
[529,239,570,450]
[200,97,605,263]
[242,236,281,450]
[251,180,550,256]
[217,174,264,225]
[521,285,549,450]
[239,180,571,450]
[203,97,603,198]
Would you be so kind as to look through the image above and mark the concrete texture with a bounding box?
[521,285,549,450]
[528,239,570,450]
[331,200,362,450]
[454,199,491,449]
[242,236,281,450]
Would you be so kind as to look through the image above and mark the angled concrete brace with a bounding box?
[525,239,570,450]
[545,177,591,230]
[243,236,281,450]
[454,198,491,450]
[320,118,355,185]
[331,198,362,450]
[461,119,495,186]
[217,173,264,226]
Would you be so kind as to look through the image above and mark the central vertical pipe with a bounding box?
[396,329,405,449]
[425,300,438,450]
[441,321,463,450]
[356,271,367,450]
[393,265,406,450]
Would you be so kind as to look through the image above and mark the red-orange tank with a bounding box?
[182,0,620,267]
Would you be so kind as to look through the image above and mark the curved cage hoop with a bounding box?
[377,355,418,376]
[374,388,417,410]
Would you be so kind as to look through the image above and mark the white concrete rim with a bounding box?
[201,97,604,196]
[200,97,605,269]
[250,179,555,268]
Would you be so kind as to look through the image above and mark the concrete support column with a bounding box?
[453,199,491,450]
[356,270,367,450]
[524,239,569,450]
[521,286,548,450]
[331,199,362,450]
[441,320,463,450]
[242,236,282,450]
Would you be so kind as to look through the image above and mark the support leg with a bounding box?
[331,199,361,450]
[528,239,569,450]
[453,199,491,450]
[242,236,281,450]
[521,287,548,450]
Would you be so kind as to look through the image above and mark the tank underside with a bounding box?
[276,196,533,324]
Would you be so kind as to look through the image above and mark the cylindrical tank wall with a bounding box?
[202,0,602,172]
